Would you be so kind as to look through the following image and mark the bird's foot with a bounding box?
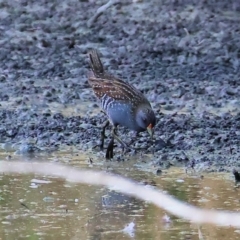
[93,142,104,151]
[120,142,134,154]
[105,139,133,159]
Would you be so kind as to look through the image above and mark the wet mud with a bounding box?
[0,0,240,172]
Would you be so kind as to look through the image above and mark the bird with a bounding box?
[88,49,156,158]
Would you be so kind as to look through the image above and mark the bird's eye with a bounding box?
[143,117,147,123]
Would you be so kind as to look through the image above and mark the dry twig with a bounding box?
[87,0,121,28]
[1,160,239,227]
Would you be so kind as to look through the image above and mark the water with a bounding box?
[0,149,239,240]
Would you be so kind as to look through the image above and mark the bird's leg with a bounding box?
[106,137,114,159]
[128,132,140,145]
[93,120,109,150]
[100,120,109,150]
[105,126,133,159]
[111,126,131,152]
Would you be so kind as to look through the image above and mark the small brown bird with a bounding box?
[88,49,156,158]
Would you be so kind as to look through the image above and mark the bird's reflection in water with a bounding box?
[87,190,145,239]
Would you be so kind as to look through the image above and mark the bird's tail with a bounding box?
[89,49,104,77]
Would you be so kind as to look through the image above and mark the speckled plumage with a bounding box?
[88,49,156,133]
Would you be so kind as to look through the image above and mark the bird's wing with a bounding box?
[88,76,146,103]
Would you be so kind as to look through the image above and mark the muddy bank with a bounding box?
[0,0,240,172]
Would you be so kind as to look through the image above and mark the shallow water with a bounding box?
[0,149,240,240]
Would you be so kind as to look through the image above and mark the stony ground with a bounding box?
[0,0,240,172]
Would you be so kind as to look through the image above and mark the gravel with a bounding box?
[1,0,240,172]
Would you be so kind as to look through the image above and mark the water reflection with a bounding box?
[0,150,240,240]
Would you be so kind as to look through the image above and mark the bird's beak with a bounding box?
[147,123,153,139]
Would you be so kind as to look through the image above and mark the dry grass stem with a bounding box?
[0,161,239,227]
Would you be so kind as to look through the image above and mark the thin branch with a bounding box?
[0,160,239,227]
[87,0,121,28]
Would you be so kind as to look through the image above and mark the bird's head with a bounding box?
[136,107,156,138]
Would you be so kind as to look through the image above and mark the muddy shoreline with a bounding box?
[0,0,240,172]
